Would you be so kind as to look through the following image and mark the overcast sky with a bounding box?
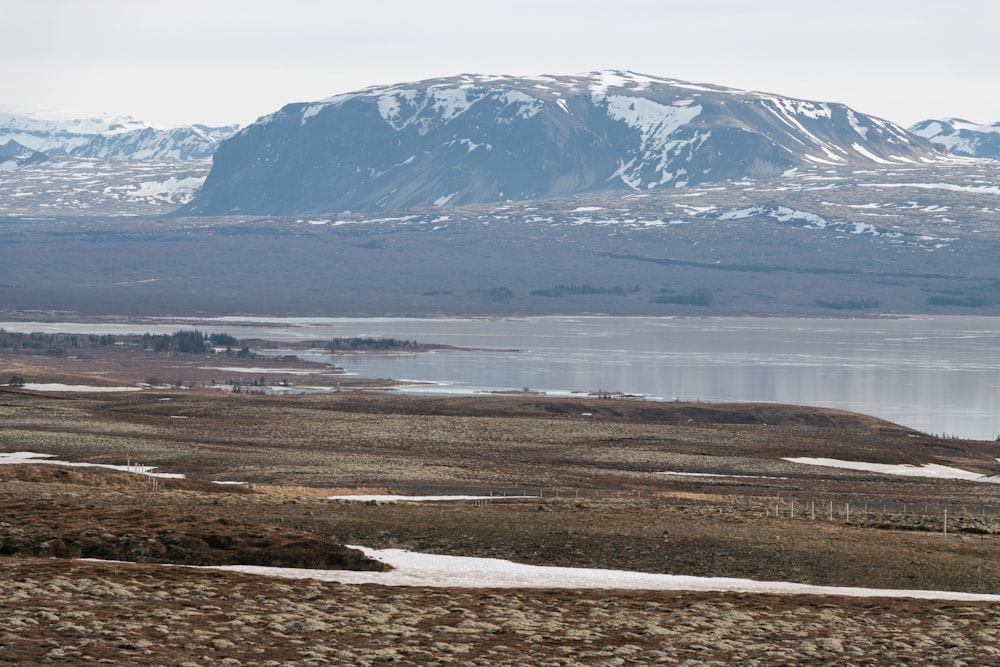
[4,0,998,128]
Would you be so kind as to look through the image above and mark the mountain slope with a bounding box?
[0,105,238,160]
[909,118,1000,158]
[183,71,942,215]
[0,138,49,171]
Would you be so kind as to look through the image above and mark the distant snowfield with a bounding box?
[212,546,1000,602]
[783,456,999,482]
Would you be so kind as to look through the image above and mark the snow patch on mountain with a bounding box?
[598,96,702,188]
[851,143,893,164]
[0,105,237,160]
[184,71,945,215]
[378,87,488,132]
[126,175,207,204]
[718,203,903,239]
[910,118,1000,158]
[846,109,869,139]
[720,205,829,227]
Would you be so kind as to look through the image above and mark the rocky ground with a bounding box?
[5,557,1000,666]
[4,346,1000,664]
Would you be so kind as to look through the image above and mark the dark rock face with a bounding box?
[0,138,33,159]
[184,71,942,215]
[910,118,1000,158]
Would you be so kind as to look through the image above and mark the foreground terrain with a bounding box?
[5,556,1000,666]
[4,352,1000,664]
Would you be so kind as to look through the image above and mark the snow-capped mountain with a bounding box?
[0,105,238,160]
[909,118,1000,158]
[0,139,36,160]
[183,71,943,215]
[0,139,45,170]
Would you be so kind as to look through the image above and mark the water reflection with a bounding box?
[3,316,999,439]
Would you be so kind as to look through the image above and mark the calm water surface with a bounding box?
[5,316,999,440]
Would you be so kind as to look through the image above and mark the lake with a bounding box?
[4,316,999,440]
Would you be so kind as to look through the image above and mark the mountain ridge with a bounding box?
[183,70,945,215]
[909,118,1000,158]
[0,105,238,161]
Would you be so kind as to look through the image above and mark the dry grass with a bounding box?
[250,484,399,498]
[4,557,1000,666]
[4,378,1000,663]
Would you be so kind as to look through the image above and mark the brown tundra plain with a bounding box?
[4,339,1000,665]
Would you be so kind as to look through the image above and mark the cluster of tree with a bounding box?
[328,337,420,351]
[529,284,639,298]
[0,330,78,354]
[141,330,210,354]
[815,298,880,310]
[135,330,246,354]
[926,281,1000,308]
[481,287,514,303]
[651,288,715,307]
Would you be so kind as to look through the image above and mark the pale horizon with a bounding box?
[4,0,999,129]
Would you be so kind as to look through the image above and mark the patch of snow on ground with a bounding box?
[0,451,184,478]
[859,182,1000,196]
[19,383,142,393]
[783,457,991,481]
[129,176,206,203]
[719,205,828,228]
[327,494,537,503]
[211,546,1000,601]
